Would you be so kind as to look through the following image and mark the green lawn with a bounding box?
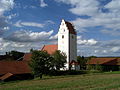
[0,73,120,90]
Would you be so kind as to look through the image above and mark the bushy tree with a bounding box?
[52,50,66,70]
[77,56,87,70]
[2,50,24,61]
[29,50,53,78]
[9,51,24,60]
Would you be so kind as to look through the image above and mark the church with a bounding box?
[0,19,79,81]
[41,19,79,70]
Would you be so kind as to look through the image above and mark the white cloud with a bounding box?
[40,0,48,7]
[105,0,120,11]
[0,0,14,15]
[7,13,17,19]
[76,38,120,56]
[3,26,10,30]
[110,47,120,52]
[101,29,120,36]
[69,0,99,16]
[49,33,58,40]
[0,0,14,35]
[0,29,56,54]
[55,0,100,16]
[0,37,33,54]
[55,0,120,36]
[45,20,55,24]
[14,20,22,27]
[0,37,10,51]
[5,30,54,42]
[21,22,44,28]
[77,36,98,45]
[14,20,44,28]
[11,42,25,48]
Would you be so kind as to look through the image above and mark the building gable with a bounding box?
[59,19,76,35]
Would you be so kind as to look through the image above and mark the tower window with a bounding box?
[62,35,64,39]
[72,35,74,39]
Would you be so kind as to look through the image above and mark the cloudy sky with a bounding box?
[0,0,120,57]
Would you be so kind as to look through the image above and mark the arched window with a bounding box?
[62,35,64,39]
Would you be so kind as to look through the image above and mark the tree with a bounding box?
[52,50,66,70]
[77,56,87,70]
[30,48,34,52]
[3,50,24,61]
[86,56,98,70]
[29,50,53,78]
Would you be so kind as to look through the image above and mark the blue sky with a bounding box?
[1,0,120,57]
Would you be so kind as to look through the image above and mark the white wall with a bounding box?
[58,20,69,70]
[58,19,77,70]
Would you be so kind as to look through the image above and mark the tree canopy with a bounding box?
[29,50,53,78]
[29,50,67,78]
[52,50,66,70]
[0,50,24,61]
[77,56,87,70]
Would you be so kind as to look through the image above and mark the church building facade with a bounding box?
[41,19,79,70]
[58,19,78,70]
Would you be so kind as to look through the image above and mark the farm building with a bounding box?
[87,58,120,71]
[0,61,33,81]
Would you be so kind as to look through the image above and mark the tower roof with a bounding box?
[64,20,76,35]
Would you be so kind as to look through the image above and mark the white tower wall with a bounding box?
[58,19,77,70]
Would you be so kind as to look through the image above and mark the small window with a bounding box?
[72,35,74,39]
[62,35,64,39]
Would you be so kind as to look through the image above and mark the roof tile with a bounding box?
[0,61,31,75]
[87,58,120,65]
[41,44,58,55]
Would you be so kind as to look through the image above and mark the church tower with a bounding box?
[58,19,77,70]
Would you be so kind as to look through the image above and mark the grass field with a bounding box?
[0,73,120,90]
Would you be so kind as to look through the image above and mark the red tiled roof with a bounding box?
[65,21,76,35]
[23,45,58,61]
[41,44,58,55]
[23,53,32,61]
[0,61,31,75]
[70,60,79,65]
[87,58,120,65]
[0,73,13,81]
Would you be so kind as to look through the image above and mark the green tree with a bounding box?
[30,48,34,52]
[29,50,53,78]
[4,50,24,61]
[52,50,66,70]
[77,56,87,70]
